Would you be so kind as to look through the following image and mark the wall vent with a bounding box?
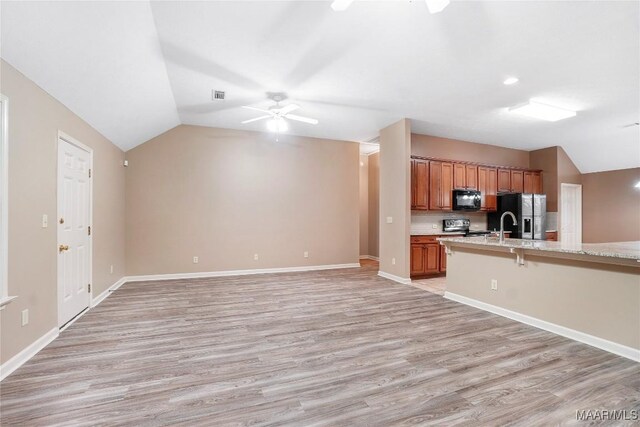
[212,90,225,100]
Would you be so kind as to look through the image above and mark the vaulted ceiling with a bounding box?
[1,1,638,173]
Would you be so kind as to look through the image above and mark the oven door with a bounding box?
[452,190,481,211]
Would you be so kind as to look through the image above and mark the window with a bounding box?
[0,94,15,309]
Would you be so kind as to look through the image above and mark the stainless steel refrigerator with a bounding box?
[488,193,547,239]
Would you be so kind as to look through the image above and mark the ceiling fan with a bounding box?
[241,95,318,133]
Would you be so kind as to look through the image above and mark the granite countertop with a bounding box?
[437,236,640,261]
[411,231,466,236]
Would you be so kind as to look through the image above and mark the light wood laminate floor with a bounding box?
[1,264,639,426]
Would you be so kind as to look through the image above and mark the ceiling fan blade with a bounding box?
[242,105,272,114]
[285,114,319,125]
[278,104,300,115]
[241,115,271,124]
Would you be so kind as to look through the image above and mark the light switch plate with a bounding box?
[386,217,393,224]
[304,251,309,258]
[21,309,29,326]
[42,214,48,228]
[254,254,259,261]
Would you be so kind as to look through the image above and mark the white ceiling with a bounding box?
[1,1,638,173]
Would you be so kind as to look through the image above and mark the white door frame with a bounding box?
[0,94,14,310]
[57,130,93,327]
[560,183,582,244]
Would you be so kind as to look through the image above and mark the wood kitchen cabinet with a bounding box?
[498,169,511,192]
[429,161,453,210]
[511,170,524,193]
[453,163,478,190]
[411,159,429,210]
[411,155,541,211]
[410,235,460,277]
[477,166,497,211]
[524,171,543,194]
[439,244,447,272]
[498,168,525,193]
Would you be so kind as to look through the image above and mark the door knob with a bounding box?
[59,244,69,253]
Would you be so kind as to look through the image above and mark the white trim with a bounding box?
[359,255,379,261]
[57,132,94,326]
[560,183,582,244]
[0,328,59,381]
[0,94,13,308]
[444,291,640,363]
[377,270,412,285]
[124,263,361,283]
[91,277,127,307]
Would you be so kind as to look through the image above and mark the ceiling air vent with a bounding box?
[212,90,225,100]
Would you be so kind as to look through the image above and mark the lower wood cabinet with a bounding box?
[410,235,460,278]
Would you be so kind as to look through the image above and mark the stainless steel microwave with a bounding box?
[452,190,481,211]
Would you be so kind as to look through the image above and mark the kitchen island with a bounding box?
[438,236,640,361]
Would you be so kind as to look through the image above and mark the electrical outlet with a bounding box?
[42,214,48,228]
[21,309,29,326]
[432,224,438,229]
[110,265,114,274]
[491,279,498,291]
[193,256,199,264]
[392,257,396,265]
[304,251,309,258]
[254,254,259,261]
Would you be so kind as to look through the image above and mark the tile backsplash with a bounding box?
[411,211,488,234]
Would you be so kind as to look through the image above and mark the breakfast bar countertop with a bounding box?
[437,236,640,262]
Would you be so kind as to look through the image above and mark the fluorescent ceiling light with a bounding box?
[509,101,577,122]
[425,0,450,14]
[331,0,354,11]
[634,181,640,189]
[503,77,519,85]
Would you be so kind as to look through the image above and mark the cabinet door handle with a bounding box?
[59,244,69,253]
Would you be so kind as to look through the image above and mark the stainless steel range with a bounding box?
[442,218,493,236]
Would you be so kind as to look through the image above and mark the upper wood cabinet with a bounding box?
[453,163,478,190]
[478,166,497,211]
[429,161,453,210]
[524,171,543,194]
[411,156,541,211]
[411,159,429,210]
[511,170,524,193]
[498,168,527,193]
[497,169,511,192]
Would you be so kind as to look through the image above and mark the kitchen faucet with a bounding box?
[499,211,517,243]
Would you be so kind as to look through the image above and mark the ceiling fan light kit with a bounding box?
[240,95,318,134]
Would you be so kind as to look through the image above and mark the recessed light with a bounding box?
[503,77,519,85]
[425,0,450,14]
[509,101,577,122]
[331,0,354,11]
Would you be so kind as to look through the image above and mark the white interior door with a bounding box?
[57,137,91,327]
[560,183,582,245]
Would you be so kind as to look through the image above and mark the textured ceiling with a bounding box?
[1,1,638,173]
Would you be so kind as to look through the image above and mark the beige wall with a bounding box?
[530,147,559,211]
[446,247,640,350]
[379,120,411,279]
[125,125,359,275]
[582,167,640,243]
[0,60,126,364]
[367,152,379,258]
[359,155,369,256]
[411,134,530,169]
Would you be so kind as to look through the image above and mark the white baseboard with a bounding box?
[91,277,127,307]
[359,255,379,261]
[444,291,640,363]
[124,263,361,283]
[0,328,59,381]
[378,270,412,285]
